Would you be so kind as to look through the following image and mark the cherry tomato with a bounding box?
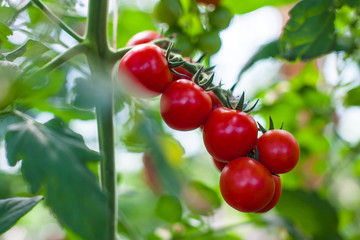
[209,6,233,30]
[255,174,282,213]
[172,66,193,81]
[196,0,221,5]
[203,107,258,162]
[257,129,300,174]
[160,80,212,131]
[198,31,221,55]
[208,91,223,110]
[212,157,227,172]
[118,44,172,98]
[220,157,275,212]
[126,30,162,47]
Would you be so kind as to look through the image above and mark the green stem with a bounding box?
[30,0,83,42]
[86,0,117,239]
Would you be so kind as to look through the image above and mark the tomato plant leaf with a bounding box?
[5,118,109,240]
[0,113,23,139]
[0,6,16,23]
[0,196,44,234]
[280,0,336,61]
[344,85,360,106]
[276,189,340,238]
[155,195,182,223]
[4,40,49,62]
[222,0,298,15]
[0,23,13,44]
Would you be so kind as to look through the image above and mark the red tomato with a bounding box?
[212,157,227,172]
[126,30,162,47]
[203,107,258,162]
[118,44,172,98]
[208,91,223,110]
[160,80,212,131]
[255,174,282,213]
[172,66,193,81]
[257,129,300,174]
[220,157,275,212]
[196,0,221,5]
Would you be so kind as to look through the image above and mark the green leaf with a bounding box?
[0,113,23,139]
[238,40,280,79]
[155,195,182,223]
[0,6,16,23]
[5,118,109,240]
[222,0,298,14]
[0,196,43,234]
[183,181,221,215]
[345,85,360,106]
[4,40,49,62]
[339,0,360,7]
[276,189,340,238]
[0,23,13,44]
[280,0,336,61]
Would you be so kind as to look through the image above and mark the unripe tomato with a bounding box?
[255,174,282,213]
[257,129,300,174]
[173,34,194,57]
[212,157,227,172]
[209,6,233,30]
[220,157,275,212]
[153,0,183,26]
[160,80,212,131]
[198,31,221,55]
[126,30,162,47]
[118,44,172,98]
[203,107,258,162]
[196,0,221,5]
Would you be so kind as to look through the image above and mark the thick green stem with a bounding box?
[86,0,117,239]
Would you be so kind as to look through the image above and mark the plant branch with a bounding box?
[30,0,84,42]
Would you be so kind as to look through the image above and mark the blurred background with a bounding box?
[1,0,360,239]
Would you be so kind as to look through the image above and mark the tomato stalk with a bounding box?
[86,0,117,239]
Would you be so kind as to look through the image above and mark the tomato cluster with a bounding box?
[119,31,300,213]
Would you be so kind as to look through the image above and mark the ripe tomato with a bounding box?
[220,157,275,212]
[255,174,281,213]
[172,66,193,81]
[118,44,172,98]
[196,0,221,5]
[160,80,212,131]
[126,30,162,47]
[208,91,223,110]
[203,107,258,162]
[212,157,227,172]
[257,129,300,174]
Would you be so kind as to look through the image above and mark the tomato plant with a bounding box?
[118,44,172,98]
[257,129,300,174]
[203,107,258,162]
[160,79,212,131]
[219,157,275,212]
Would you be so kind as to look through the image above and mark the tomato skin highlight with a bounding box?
[160,80,212,131]
[220,157,275,212]
[126,30,162,47]
[255,174,282,213]
[118,44,172,98]
[203,107,258,162]
[257,129,300,174]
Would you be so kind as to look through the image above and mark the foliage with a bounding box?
[0,0,359,239]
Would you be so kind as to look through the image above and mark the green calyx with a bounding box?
[226,91,259,113]
[257,116,284,134]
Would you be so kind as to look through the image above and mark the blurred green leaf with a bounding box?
[0,23,13,44]
[280,0,336,61]
[0,196,43,234]
[183,180,221,216]
[0,6,16,23]
[276,189,340,238]
[345,85,360,106]
[5,117,109,240]
[222,0,298,14]
[0,113,23,138]
[155,195,182,223]
[339,0,360,7]
[3,40,49,62]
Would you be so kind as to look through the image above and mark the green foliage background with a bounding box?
[0,0,360,239]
